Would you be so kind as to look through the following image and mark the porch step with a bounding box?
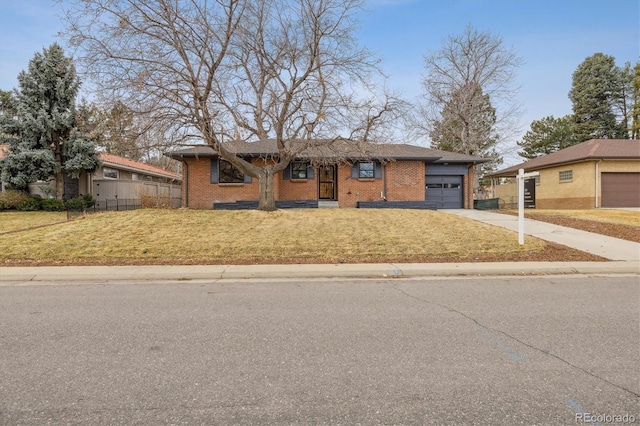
[318,200,339,208]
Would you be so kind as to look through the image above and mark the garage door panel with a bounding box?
[601,173,640,208]
[425,175,463,209]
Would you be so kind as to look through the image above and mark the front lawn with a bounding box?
[0,208,584,265]
[0,211,68,233]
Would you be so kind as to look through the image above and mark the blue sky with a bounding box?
[0,0,638,163]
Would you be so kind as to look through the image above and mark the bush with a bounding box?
[0,190,31,210]
[66,194,95,210]
[82,194,95,208]
[42,198,65,211]
[17,196,42,211]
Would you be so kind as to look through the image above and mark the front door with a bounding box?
[318,165,336,200]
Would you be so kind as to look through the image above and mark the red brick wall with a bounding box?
[182,157,473,209]
[278,173,317,200]
[336,161,425,207]
[464,166,474,209]
[183,158,259,209]
[386,161,425,202]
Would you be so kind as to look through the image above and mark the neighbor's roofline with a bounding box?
[488,156,637,178]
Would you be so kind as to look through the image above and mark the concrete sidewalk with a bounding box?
[0,261,638,285]
[1,209,638,284]
[441,209,640,261]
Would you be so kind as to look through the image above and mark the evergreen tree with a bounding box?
[0,43,99,198]
[569,53,627,141]
[516,115,577,159]
[430,82,502,178]
[631,62,640,139]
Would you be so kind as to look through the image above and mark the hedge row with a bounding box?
[0,190,95,212]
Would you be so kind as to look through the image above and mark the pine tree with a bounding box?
[516,115,577,159]
[0,43,99,198]
[430,82,502,178]
[569,53,627,141]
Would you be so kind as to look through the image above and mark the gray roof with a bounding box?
[166,139,486,164]
[490,139,640,177]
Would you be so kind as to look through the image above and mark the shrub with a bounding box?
[82,194,96,208]
[42,198,65,211]
[0,190,32,210]
[66,194,96,210]
[17,196,42,211]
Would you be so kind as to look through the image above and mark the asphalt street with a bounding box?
[1,275,638,425]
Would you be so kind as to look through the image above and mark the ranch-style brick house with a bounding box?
[167,139,485,209]
[488,139,640,209]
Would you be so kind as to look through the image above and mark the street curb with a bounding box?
[0,261,638,284]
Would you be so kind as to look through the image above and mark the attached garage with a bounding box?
[425,164,467,209]
[601,172,640,207]
[426,175,463,208]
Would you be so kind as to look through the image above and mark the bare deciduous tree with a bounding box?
[417,24,522,186]
[62,0,400,210]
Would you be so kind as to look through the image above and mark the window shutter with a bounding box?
[351,163,359,178]
[374,162,382,179]
[283,165,291,180]
[210,159,219,184]
[307,165,315,180]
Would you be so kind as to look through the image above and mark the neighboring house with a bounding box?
[1,146,182,206]
[166,139,485,209]
[82,153,182,206]
[488,139,640,209]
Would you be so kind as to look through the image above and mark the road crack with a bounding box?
[390,283,640,399]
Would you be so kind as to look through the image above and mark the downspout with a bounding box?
[382,163,387,201]
[182,155,189,208]
[469,162,476,209]
[594,159,602,208]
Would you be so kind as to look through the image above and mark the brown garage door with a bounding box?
[601,173,640,207]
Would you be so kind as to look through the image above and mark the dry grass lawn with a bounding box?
[0,211,68,233]
[520,209,640,227]
[0,208,552,265]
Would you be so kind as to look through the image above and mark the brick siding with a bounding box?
[182,157,474,209]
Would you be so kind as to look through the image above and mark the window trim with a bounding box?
[218,159,245,184]
[559,170,573,182]
[358,161,375,179]
[103,167,119,180]
[291,161,308,180]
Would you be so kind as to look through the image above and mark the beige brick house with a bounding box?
[489,139,640,209]
[167,140,485,209]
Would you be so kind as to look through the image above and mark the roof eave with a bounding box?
[101,161,181,181]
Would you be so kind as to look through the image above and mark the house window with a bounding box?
[291,162,308,180]
[559,170,573,182]
[132,173,138,181]
[103,167,118,179]
[219,159,245,183]
[358,162,375,179]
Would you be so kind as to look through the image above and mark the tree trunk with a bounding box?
[55,170,64,201]
[257,168,276,211]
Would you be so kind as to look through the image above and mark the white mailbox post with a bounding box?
[517,168,540,245]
